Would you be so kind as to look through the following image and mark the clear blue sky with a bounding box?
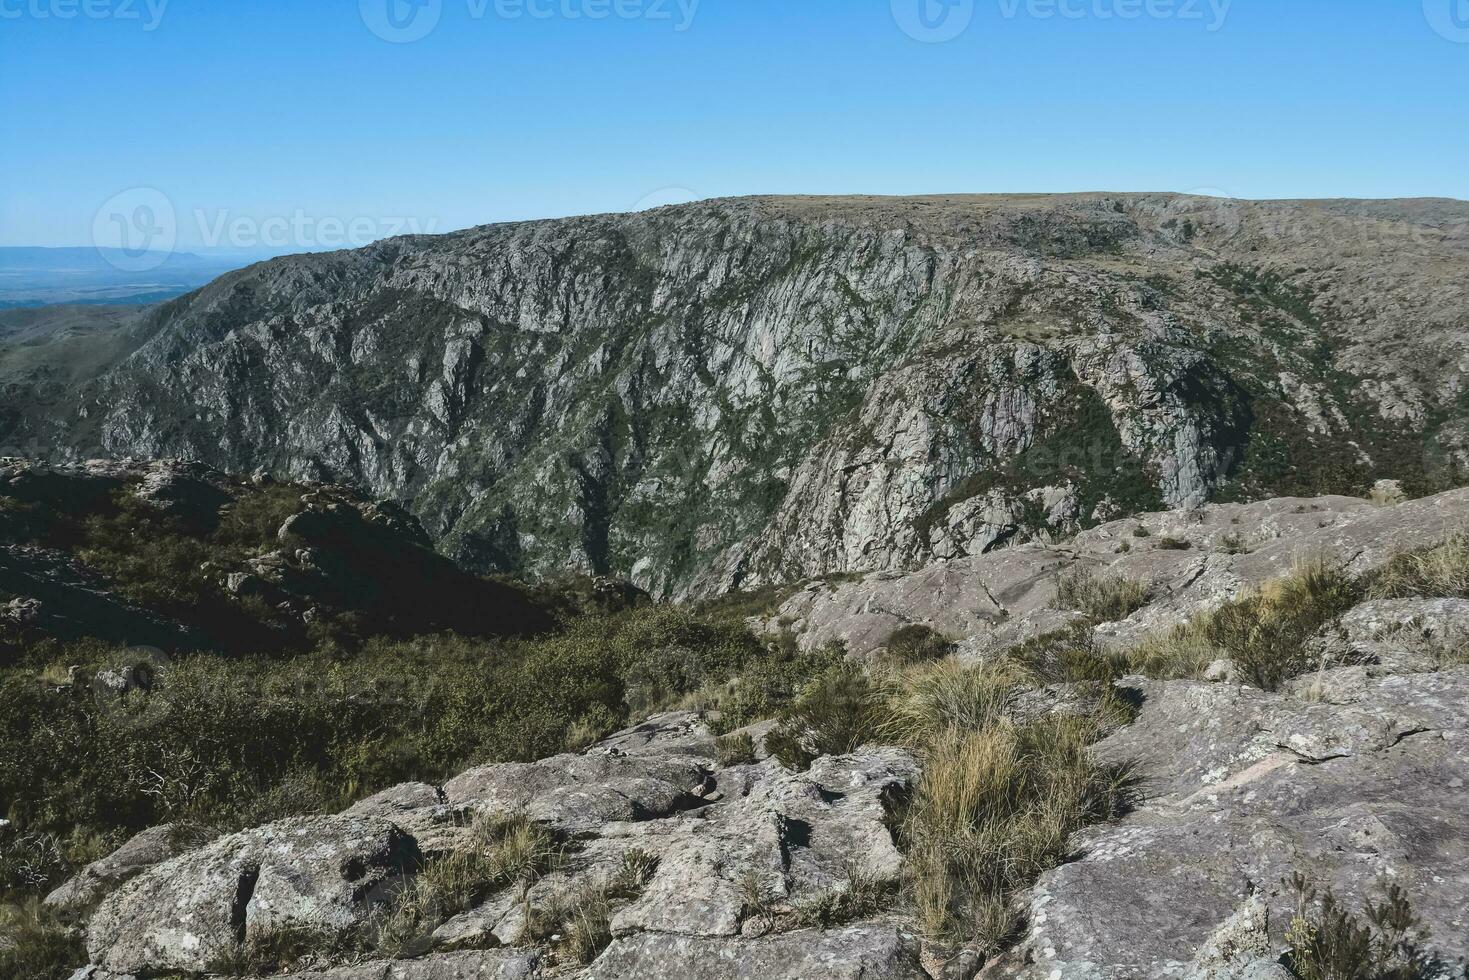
[2,0,1467,250]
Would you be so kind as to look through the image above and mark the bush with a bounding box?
[766,663,880,771]
[715,732,757,767]
[1125,559,1360,690]
[1155,536,1192,551]
[1055,569,1152,622]
[698,640,845,734]
[1201,559,1360,690]
[0,899,86,980]
[0,600,810,882]
[881,625,956,665]
[1284,874,1434,980]
[1219,532,1251,555]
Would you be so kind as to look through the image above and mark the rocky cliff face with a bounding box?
[20,194,1467,596]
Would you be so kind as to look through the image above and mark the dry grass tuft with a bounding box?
[1368,532,1469,601]
[1125,558,1360,690]
[1055,569,1152,623]
[373,812,559,957]
[901,716,1135,950]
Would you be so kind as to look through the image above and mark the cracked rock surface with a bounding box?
[990,670,1469,978]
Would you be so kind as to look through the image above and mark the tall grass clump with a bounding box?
[775,644,1139,956]
[0,898,84,980]
[374,813,559,957]
[877,659,1027,746]
[902,714,1135,953]
[1055,569,1152,623]
[1124,558,1360,690]
[1368,531,1469,601]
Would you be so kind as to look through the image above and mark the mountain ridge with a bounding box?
[4,192,1468,596]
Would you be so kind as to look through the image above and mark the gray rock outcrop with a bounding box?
[992,669,1469,977]
[767,486,1469,658]
[86,816,418,975]
[44,823,204,920]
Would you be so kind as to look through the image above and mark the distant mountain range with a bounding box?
[0,246,268,308]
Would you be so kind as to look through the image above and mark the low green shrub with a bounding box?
[0,898,84,980]
[698,640,845,735]
[765,662,881,771]
[715,732,757,767]
[880,625,956,665]
[1284,874,1435,980]
[0,602,808,893]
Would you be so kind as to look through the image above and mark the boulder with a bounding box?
[442,749,713,835]
[609,748,918,939]
[45,823,206,920]
[86,815,418,976]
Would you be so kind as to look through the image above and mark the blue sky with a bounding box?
[2,0,1466,251]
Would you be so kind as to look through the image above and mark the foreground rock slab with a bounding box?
[992,669,1469,977]
[584,922,928,979]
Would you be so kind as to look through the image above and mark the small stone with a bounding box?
[1203,659,1235,683]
